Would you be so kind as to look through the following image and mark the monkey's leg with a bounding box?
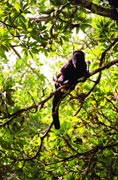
[52,90,64,129]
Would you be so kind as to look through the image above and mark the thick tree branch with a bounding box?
[58,142,118,162]
[30,15,50,22]
[1,59,118,126]
[90,59,118,76]
[69,0,118,20]
[0,92,54,126]
[29,1,118,23]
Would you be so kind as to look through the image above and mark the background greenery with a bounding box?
[0,0,118,179]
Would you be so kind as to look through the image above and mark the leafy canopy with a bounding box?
[0,0,118,179]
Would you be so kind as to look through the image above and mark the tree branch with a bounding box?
[29,15,50,22]
[69,0,118,20]
[90,59,118,76]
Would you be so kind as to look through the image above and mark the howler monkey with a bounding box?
[52,50,88,129]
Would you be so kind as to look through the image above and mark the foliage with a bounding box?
[0,0,118,179]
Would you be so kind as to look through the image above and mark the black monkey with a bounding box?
[52,50,88,129]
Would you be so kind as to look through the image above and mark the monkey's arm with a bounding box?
[60,60,75,80]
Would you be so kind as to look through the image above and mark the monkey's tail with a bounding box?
[52,91,64,129]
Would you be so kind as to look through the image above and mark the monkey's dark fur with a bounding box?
[108,0,118,8]
[52,50,88,129]
[107,0,118,13]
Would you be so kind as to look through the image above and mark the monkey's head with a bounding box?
[72,50,85,68]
